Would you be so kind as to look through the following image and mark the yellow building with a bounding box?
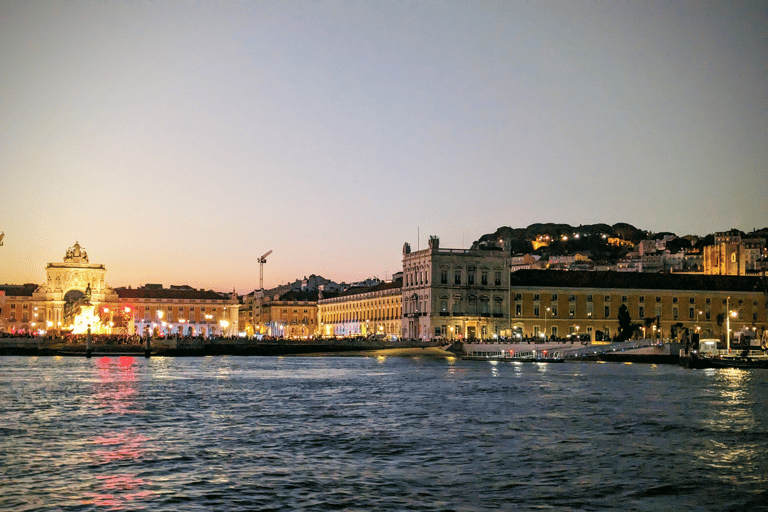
[704,243,746,275]
[241,290,317,338]
[317,278,402,338]
[116,285,239,337]
[509,270,767,341]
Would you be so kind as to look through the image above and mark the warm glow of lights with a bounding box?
[71,304,104,334]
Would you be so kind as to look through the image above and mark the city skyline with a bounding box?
[2,2,766,293]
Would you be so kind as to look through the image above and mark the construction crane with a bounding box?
[257,250,273,291]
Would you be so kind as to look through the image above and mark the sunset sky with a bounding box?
[1,1,766,293]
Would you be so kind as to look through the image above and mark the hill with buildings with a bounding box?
[474,224,768,274]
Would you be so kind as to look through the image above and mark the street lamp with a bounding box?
[544,307,551,340]
[725,297,738,353]
[697,310,702,332]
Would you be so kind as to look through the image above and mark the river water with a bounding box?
[1,355,766,511]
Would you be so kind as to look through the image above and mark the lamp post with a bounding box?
[697,310,702,333]
[725,297,738,353]
[544,307,551,340]
[205,314,212,338]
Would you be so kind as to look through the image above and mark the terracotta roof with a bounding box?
[510,270,767,293]
[115,287,229,300]
[0,284,38,297]
[337,278,402,298]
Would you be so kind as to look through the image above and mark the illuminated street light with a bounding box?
[725,297,739,353]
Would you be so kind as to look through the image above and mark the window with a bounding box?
[551,306,558,317]
[515,304,521,317]
[551,326,558,337]
[689,297,695,304]
[551,294,558,301]
[440,270,448,284]
[689,307,694,320]
[494,272,501,286]
[706,298,711,304]
[440,300,447,312]
[587,304,593,318]
[621,296,628,303]
[656,297,661,303]
[569,294,576,301]
[468,268,475,285]
[587,294,593,302]
[605,305,610,318]
[639,306,644,318]
[534,305,540,317]
[672,297,678,304]
[639,296,645,303]
[533,294,540,301]
[604,295,611,302]
[515,294,522,300]
[569,305,575,318]
[481,271,488,286]
[673,306,678,320]
[454,270,461,285]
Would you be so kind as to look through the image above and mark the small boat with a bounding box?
[461,348,564,363]
[680,337,768,369]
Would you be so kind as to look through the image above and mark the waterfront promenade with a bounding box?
[0,335,444,357]
[0,334,680,363]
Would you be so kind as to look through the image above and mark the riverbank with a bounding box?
[0,337,679,363]
[0,337,447,358]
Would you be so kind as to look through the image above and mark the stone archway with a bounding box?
[64,289,85,304]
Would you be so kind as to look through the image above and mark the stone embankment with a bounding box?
[0,336,443,357]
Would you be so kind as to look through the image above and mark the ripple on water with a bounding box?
[1,357,768,511]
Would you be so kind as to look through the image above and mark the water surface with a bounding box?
[1,356,766,511]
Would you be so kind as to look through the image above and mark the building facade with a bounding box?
[402,236,510,340]
[704,243,746,276]
[116,285,239,337]
[508,270,767,341]
[241,290,317,338]
[317,279,402,338]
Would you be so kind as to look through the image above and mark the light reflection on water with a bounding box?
[1,356,767,511]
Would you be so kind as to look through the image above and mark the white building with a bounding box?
[401,236,510,341]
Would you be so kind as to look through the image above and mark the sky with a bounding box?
[1,1,766,293]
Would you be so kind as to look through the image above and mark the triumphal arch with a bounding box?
[32,242,119,332]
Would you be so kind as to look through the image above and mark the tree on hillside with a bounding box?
[617,304,634,341]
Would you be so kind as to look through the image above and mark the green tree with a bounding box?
[617,304,633,341]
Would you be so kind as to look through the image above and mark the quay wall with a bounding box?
[0,337,439,357]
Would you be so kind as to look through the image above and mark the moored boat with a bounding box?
[680,337,768,369]
[461,347,564,363]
